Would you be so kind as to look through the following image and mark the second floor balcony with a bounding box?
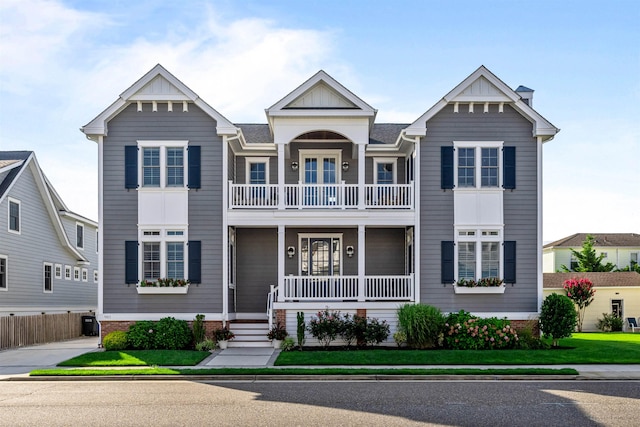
[229,182,414,210]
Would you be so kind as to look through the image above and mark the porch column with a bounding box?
[277,225,285,302]
[358,224,365,301]
[358,143,365,210]
[277,144,285,210]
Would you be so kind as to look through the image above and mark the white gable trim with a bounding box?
[405,66,559,140]
[81,64,237,138]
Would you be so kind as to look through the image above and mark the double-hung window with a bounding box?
[454,142,503,189]
[141,229,187,281]
[0,256,7,290]
[76,223,84,249]
[8,198,20,234]
[374,159,396,185]
[456,229,502,281]
[140,142,188,189]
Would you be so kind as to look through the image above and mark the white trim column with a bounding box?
[222,136,229,322]
[278,144,285,210]
[278,225,285,302]
[358,224,365,301]
[358,143,365,210]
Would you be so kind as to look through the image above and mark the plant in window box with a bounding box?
[456,277,503,288]
[138,278,190,287]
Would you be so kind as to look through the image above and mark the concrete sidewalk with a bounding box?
[2,340,640,380]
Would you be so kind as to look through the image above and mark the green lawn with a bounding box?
[30,367,578,376]
[275,333,640,366]
[58,350,210,367]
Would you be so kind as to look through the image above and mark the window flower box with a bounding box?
[136,278,190,294]
[453,277,505,294]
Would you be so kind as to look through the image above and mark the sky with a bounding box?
[1,0,638,243]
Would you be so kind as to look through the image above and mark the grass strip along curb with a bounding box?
[28,367,578,377]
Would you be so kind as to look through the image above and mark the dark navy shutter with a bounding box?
[503,147,516,189]
[504,241,516,283]
[125,241,138,284]
[441,241,455,284]
[441,146,454,189]
[188,241,201,284]
[188,146,201,189]
[125,146,138,189]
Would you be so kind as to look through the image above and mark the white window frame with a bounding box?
[137,141,189,190]
[54,264,62,279]
[74,267,80,281]
[138,226,188,280]
[298,149,342,183]
[76,222,84,250]
[453,141,503,190]
[43,262,53,293]
[0,255,7,291]
[455,227,503,281]
[245,157,270,184]
[298,233,343,276]
[8,198,21,234]
[64,265,71,280]
[82,268,88,282]
[373,157,398,184]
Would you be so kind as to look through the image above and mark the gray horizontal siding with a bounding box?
[102,102,223,314]
[0,165,97,311]
[420,103,539,313]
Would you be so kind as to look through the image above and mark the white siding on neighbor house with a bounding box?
[545,247,640,272]
[543,288,640,332]
[0,164,97,314]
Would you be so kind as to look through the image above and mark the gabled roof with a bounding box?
[0,151,30,199]
[544,272,640,288]
[81,64,237,139]
[544,233,640,249]
[0,151,91,263]
[405,65,559,141]
[265,70,377,131]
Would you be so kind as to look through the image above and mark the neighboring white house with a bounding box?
[543,233,640,273]
[543,272,640,332]
[0,151,99,315]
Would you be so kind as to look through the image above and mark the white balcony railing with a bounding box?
[281,275,413,302]
[229,182,413,209]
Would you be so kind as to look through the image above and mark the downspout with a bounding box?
[400,131,420,303]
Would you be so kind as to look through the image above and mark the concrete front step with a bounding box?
[228,321,271,347]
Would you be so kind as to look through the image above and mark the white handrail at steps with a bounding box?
[266,284,278,330]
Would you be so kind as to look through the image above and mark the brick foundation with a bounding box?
[274,309,286,327]
[510,319,540,337]
[356,309,367,318]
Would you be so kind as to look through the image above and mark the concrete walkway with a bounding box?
[2,338,640,380]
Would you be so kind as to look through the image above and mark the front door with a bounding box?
[300,235,341,276]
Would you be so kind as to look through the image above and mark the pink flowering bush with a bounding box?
[443,310,519,350]
[563,278,595,332]
[308,309,345,348]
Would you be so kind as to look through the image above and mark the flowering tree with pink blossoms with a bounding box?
[563,278,596,332]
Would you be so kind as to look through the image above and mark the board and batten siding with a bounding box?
[102,102,223,314]
[420,103,539,313]
[0,164,97,312]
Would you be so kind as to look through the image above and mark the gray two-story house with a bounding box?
[82,65,558,346]
[0,151,98,316]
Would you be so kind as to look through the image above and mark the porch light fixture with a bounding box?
[346,246,354,258]
[287,246,296,258]
[342,161,349,172]
[291,161,298,171]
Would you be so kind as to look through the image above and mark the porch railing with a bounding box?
[281,275,413,302]
[229,182,413,210]
[266,284,278,330]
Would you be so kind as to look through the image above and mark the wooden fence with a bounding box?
[0,312,93,351]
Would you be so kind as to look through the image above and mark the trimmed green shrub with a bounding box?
[362,317,390,346]
[539,293,577,347]
[397,304,445,349]
[443,311,519,350]
[281,337,296,351]
[195,338,216,351]
[341,314,366,347]
[102,330,128,351]
[296,312,306,348]
[154,317,192,350]
[127,320,157,350]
